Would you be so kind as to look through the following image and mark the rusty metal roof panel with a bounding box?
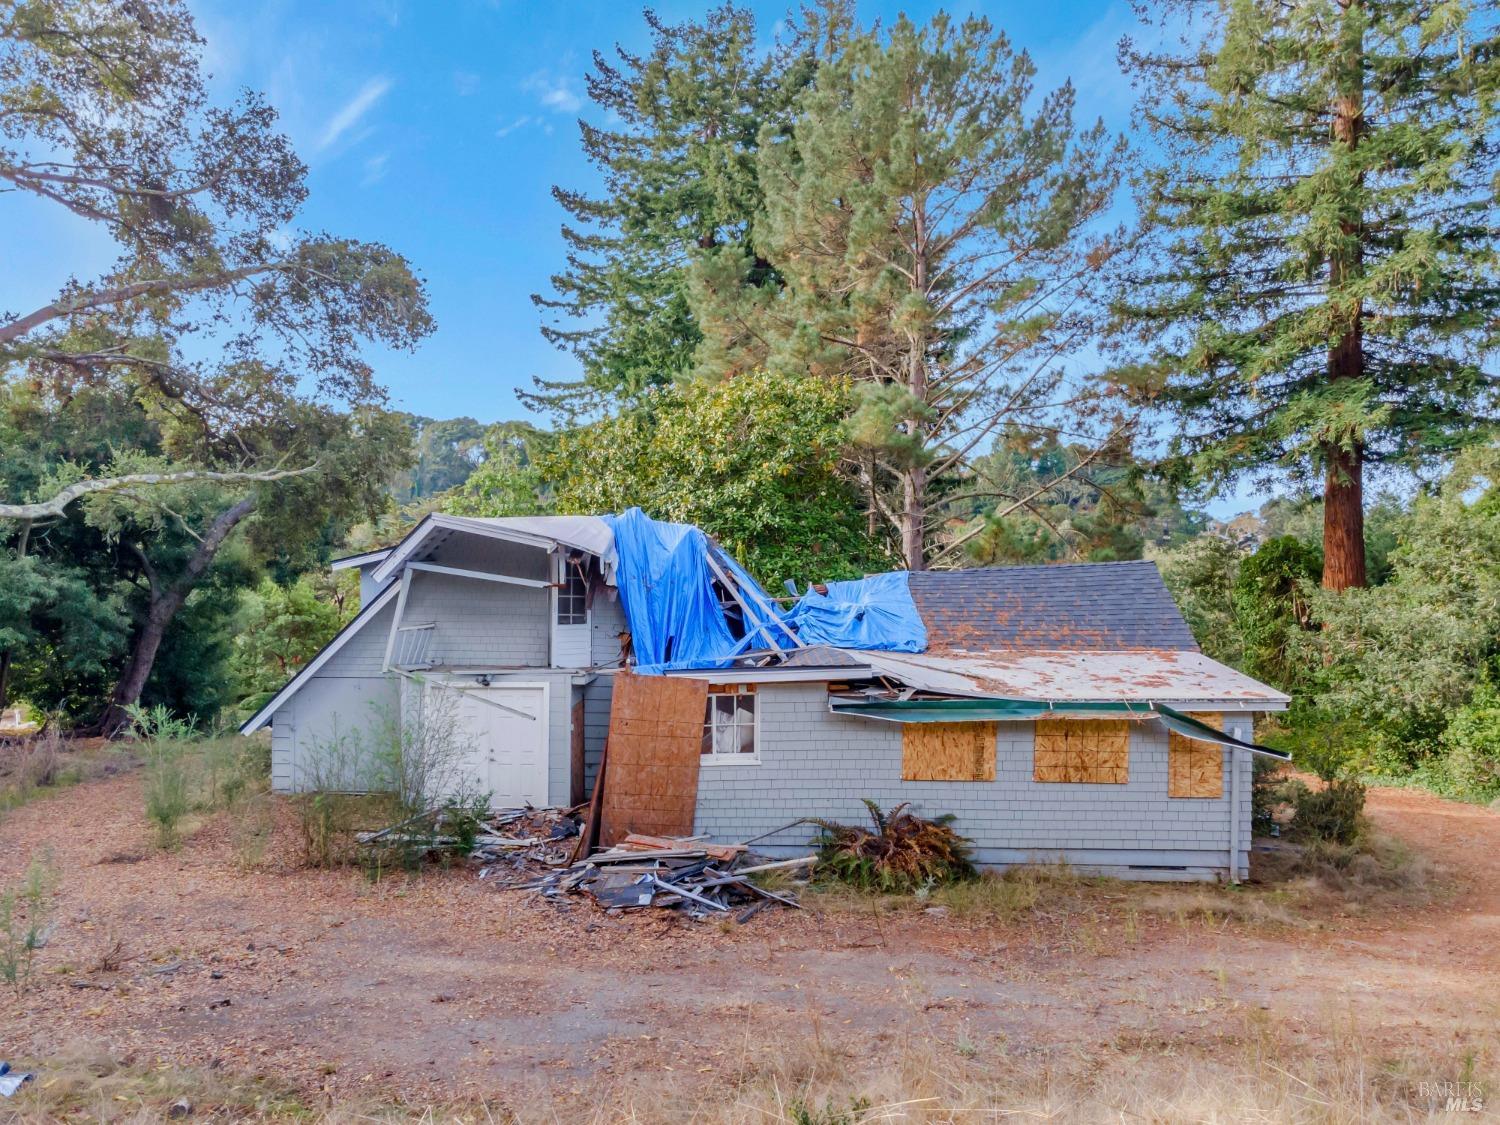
[857,648,1290,709]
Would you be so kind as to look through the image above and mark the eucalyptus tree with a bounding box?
[0,1,429,728]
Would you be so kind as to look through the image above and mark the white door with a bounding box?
[450,684,549,808]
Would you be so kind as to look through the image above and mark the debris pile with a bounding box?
[358,804,584,868]
[471,805,583,870]
[512,833,813,921]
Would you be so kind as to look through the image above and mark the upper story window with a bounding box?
[557,560,587,625]
[702,685,758,762]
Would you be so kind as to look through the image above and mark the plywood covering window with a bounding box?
[902,722,997,781]
[1168,712,1224,798]
[1033,719,1130,784]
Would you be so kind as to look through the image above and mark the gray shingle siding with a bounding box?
[694,682,1251,880]
[908,560,1200,652]
[590,594,628,668]
[403,570,549,668]
[269,596,399,793]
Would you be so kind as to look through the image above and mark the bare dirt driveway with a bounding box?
[1,770,1496,1121]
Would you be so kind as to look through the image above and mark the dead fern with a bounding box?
[811,799,974,892]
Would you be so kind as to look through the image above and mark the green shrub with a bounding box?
[1287,779,1367,846]
[129,704,196,848]
[143,743,190,849]
[812,800,974,893]
[1436,687,1500,801]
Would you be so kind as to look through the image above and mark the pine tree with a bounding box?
[689,13,1126,569]
[524,5,823,421]
[1114,0,1500,591]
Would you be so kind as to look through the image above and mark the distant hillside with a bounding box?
[388,413,486,502]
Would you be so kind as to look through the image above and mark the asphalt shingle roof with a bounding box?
[906,560,1199,653]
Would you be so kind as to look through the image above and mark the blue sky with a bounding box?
[3,1,1267,515]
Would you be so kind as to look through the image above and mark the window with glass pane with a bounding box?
[557,563,587,625]
[701,689,757,759]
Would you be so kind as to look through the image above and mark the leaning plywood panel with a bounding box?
[1169,712,1224,798]
[902,722,997,781]
[599,670,709,846]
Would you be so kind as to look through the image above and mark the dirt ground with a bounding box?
[1,766,1496,1120]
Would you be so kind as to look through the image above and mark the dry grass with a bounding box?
[589,1014,1493,1124]
[9,1009,1490,1124]
[0,732,136,820]
[1253,828,1442,912]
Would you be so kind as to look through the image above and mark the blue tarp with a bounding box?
[602,508,792,672]
[783,571,927,653]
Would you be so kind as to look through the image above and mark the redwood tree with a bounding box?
[1112,0,1499,590]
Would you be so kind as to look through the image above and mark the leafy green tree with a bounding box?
[1305,447,1500,770]
[389,416,485,503]
[955,430,1199,565]
[690,13,1126,569]
[1113,0,1500,591]
[230,577,347,716]
[1155,535,1245,667]
[1232,536,1323,691]
[473,372,889,588]
[525,4,822,420]
[0,2,428,730]
[448,422,553,517]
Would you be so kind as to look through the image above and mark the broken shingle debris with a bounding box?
[495,831,812,921]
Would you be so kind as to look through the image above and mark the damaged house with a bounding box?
[242,509,1290,882]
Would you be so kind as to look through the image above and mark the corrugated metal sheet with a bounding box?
[857,648,1290,709]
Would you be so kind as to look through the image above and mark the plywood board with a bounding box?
[902,722,996,781]
[598,670,710,846]
[1169,711,1224,798]
[1033,719,1130,784]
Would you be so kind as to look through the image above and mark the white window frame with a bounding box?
[555,554,589,626]
[549,551,592,667]
[701,685,760,766]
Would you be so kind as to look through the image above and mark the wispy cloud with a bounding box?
[523,69,582,114]
[495,115,536,139]
[361,152,390,186]
[453,70,481,97]
[317,76,392,151]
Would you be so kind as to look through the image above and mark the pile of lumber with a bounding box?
[509,833,813,921]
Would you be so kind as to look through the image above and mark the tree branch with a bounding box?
[0,466,318,521]
[0,261,297,346]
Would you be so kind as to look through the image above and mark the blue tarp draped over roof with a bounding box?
[783,571,927,653]
[601,508,792,672]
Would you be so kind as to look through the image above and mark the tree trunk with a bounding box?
[901,463,927,572]
[1322,0,1368,591]
[903,200,931,572]
[97,592,183,736]
[94,494,258,736]
[1321,441,1366,591]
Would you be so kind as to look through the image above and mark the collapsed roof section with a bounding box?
[245,509,1289,741]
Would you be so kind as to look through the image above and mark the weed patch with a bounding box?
[0,852,55,994]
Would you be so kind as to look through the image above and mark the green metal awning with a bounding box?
[828,696,1291,760]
